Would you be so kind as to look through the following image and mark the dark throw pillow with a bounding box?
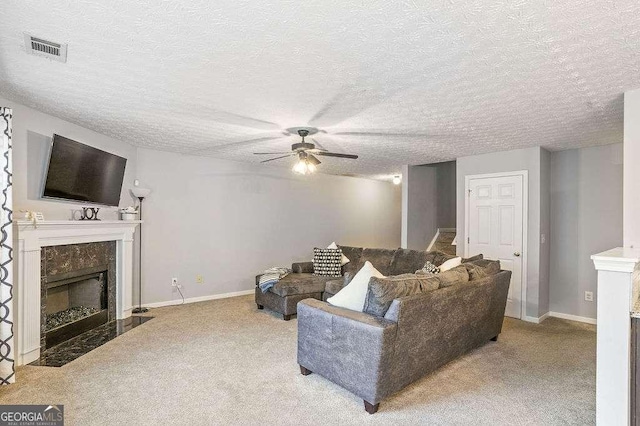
[416,260,440,275]
[313,248,343,277]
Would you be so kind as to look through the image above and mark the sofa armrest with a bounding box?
[297,299,397,404]
[292,261,314,274]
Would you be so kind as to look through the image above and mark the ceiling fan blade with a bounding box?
[315,152,359,159]
[260,154,296,163]
[310,138,328,151]
[253,152,292,155]
[190,135,288,154]
[307,154,321,166]
[331,131,447,138]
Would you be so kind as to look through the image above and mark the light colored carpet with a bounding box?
[0,295,596,425]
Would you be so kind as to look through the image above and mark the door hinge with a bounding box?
[467,237,470,243]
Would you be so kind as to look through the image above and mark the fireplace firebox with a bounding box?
[40,241,117,353]
[44,266,109,348]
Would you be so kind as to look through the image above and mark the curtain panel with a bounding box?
[0,107,14,384]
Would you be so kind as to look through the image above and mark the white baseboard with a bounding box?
[142,289,254,309]
[548,311,597,325]
[522,311,596,325]
[522,313,549,324]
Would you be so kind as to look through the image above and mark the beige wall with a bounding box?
[549,144,623,320]
[624,88,640,248]
[136,148,402,304]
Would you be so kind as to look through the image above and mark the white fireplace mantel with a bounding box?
[14,220,141,365]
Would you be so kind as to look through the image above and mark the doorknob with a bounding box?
[513,252,521,257]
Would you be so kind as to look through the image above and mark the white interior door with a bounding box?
[466,173,525,319]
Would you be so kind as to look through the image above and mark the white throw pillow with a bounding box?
[439,256,462,272]
[328,242,350,265]
[327,261,384,312]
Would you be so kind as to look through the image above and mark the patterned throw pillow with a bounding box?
[416,261,440,275]
[313,248,343,277]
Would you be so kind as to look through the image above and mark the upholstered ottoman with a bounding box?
[255,272,339,320]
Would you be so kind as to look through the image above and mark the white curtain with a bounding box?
[0,107,14,384]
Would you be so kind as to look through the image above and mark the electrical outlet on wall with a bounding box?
[585,291,594,302]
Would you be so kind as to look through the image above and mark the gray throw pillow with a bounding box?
[464,259,501,280]
[363,274,440,317]
[462,254,484,263]
[432,265,470,288]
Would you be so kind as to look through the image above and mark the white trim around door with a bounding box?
[464,170,528,320]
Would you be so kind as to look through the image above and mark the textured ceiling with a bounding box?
[1,1,639,179]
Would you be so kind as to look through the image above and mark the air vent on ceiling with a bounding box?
[24,33,67,63]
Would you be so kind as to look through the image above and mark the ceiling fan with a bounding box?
[254,128,358,174]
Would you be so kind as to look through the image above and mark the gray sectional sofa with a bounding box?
[255,246,458,320]
[297,262,511,414]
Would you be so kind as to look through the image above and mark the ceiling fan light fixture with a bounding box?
[293,160,309,174]
[293,151,318,175]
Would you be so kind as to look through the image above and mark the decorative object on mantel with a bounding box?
[131,183,151,314]
[21,210,44,227]
[119,206,138,221]
[79,207,100,221]
[0,106,15,385]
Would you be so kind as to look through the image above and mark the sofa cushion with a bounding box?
[363,273,440,317]
[325,277,347,295]
[464,259,501,280]
[291,261,314,274]
[313,248,343,277]
[338,245,364,276]
[432,265,470,288]
[269,273,334,297]
[327,261,385,312]
[462,253,484,263]
[425,250,456,266]
[360,248,396,276]
[389,249,429,276]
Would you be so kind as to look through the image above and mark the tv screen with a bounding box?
[42,135,127,207]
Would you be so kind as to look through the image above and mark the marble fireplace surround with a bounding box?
[15,220,141,365]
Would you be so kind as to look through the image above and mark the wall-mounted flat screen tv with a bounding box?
[42,134,127,207]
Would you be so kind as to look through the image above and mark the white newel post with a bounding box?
[14,220,141,365]
[591,247,640,425]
